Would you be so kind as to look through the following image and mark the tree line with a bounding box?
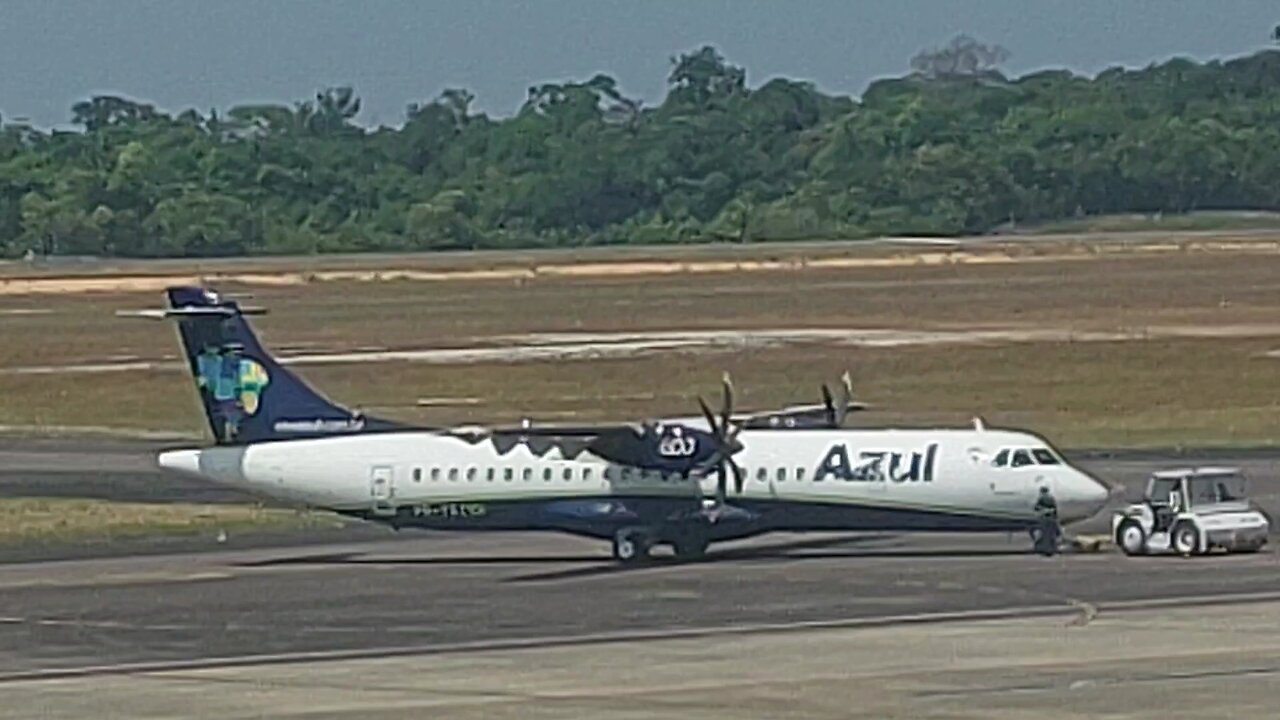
[3,38,1280,258]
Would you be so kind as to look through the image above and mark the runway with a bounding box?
[6,600,1280,719]
[2,445,1280,717]
[3,532,1280,718]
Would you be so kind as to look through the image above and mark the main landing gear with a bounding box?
[611,527,711,564]
[612,527,650,564]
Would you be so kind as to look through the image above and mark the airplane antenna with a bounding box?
[973,416,986,432]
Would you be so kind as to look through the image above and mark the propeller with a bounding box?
[820,371,855,428]
[696,372,746,506]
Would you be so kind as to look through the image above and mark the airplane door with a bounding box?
[991,472,1028,495]
[369,465,396,515]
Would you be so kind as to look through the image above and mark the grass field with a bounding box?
[4,235,1280,448]
[0,498,339,545]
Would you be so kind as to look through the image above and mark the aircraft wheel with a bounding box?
[612,528,650,564]
[1028,526,1045,552]
[1029,524,1060,556]
[1116,519,1147,556]
[1171,521,1201,557]
[672,534,710,562]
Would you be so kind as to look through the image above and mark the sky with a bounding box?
[1,0,1277,129]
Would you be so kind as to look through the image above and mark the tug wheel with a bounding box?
[1171,522,1201,557]
[1116,520,1147,556]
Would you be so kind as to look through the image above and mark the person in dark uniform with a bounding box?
[1033,485,1060,556]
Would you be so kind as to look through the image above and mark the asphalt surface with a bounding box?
[1,442,1280,681]
[8,601,1279,720]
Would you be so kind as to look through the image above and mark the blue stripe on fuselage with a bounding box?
[346,495,1035,541]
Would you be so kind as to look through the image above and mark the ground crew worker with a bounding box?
[1034,485,1060,556]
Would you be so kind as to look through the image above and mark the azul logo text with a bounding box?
[815,443,939,483]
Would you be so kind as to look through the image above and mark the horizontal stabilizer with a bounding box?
[116,306,268,320]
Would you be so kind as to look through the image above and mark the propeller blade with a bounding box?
[725,421,746,452]
[715,463,728,505]
[697,396,720,436]
[821,383,836,427]
[730,459,745,494]
[835,370,853,427]
[719,372,734,435]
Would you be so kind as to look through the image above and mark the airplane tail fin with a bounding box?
[133,287,398,445]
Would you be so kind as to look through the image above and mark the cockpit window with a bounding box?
[1010,450,1034,468]
[1032,449,1060,465]
[993,449,1010,467]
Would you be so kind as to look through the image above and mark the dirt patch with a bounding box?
[5,237,1280,296]
[9,323,1280,376]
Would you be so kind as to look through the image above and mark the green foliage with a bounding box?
[4,46,1280,258]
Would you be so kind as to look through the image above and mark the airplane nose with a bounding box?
[1078,470,1115,516]
[157,449,203,476]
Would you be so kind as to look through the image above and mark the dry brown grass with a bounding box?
[4,243,1280,447]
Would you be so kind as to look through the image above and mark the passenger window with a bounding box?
[993,450,1010,468]
[543,467,552,481]
[583,468,593,481]
[1011,450,1033,468]
[430,467,441,481]
[486,468,495,481]
[563,467,572,481]
[521,468,532,481]
[447,468,459,481]
[1032,449,1060,465]
[756,467,767,481]
[503,467,513,481]
[465,467,476,481]
[777,467,787,482]
[412,468,422,482]
[795,467,805,482]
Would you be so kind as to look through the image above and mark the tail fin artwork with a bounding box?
[140,287,400,445]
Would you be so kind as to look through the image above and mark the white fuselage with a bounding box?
[159,427,1111,528]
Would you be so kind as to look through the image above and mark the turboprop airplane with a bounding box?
[142,287,1112,563]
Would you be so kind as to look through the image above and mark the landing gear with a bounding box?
[611,527,711,564]
[612,528,651,564]
[1030,521,1061,556]
[672,533,710,562]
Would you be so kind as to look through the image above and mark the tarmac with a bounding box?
[5,600,1280,719]
[1,443,1279,717]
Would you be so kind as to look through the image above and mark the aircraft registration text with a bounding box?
[410,503,488,518]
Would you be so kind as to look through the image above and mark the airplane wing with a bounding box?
[737,401,869,429]
[441,421,723,473]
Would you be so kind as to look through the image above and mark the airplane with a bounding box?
[141,287,1113,564]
